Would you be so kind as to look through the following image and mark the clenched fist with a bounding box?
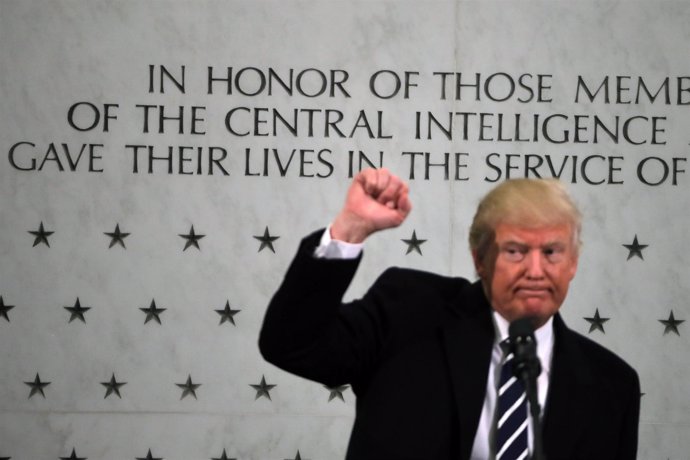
[331,168,412,243]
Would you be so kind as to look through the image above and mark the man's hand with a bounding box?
[331,168,412,243]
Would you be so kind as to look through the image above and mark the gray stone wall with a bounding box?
[1,1,688,458]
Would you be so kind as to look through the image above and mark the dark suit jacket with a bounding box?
[259,231,640,460]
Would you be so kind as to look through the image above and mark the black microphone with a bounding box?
[509,317,546,460]
[509,317,541,382]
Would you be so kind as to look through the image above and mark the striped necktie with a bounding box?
[496,341,529,460]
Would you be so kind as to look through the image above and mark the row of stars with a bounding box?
[402,231,650,259]
[20,373,347,402]
[0,297,683,335]
[27,223,281,253]
[583,308,685,336]
[0,298,240,325]
[26,222,651,259]
[0,448,311,460]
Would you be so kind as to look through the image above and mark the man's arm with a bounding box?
[258,169,412,386]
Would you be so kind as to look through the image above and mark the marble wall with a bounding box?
[1,0,688,458]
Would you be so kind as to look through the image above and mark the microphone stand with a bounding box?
[511,323,546,460]
[521,364,545,460]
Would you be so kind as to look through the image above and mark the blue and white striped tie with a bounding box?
[496,343,529,460]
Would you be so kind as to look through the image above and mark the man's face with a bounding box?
[473,223,579,328]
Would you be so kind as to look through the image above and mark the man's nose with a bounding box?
[524,250,545,278]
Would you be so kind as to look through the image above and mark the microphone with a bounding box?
[509,317,541,382]
[508,317,545,460]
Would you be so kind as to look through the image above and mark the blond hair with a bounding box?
[469,179,582,261]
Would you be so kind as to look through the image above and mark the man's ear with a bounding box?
[472,249,485,278]
[568,252,579,281]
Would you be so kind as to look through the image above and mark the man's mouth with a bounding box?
[515,286,550,296]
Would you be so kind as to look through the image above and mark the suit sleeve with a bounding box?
[258,230,397,388]
[617,369,641,460]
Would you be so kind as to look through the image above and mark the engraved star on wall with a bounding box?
[64,298,91,323]
[104,223,130,249]
[285,451,308,460]
[659,310,685,336]
[253,226,279,253]
[250,375,276,400]
[24,373,50,399]
[28,221,54,247]
[215,301,241,326]
[324,384,349,402]
[211,449,237,460]
[179,225,205,251]
[136,449,163,460]
[140,299,166,324]
[59,448,87,460]
[622,235,648,260]
[402,230,426,255]
[583,308,610,333]
[0,296,15,322]
[101,373,127,399]
[176,375,201,400]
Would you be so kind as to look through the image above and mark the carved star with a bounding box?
[250,375,276,400]
[659,310,685,336]
[24,373,50,398]
[215,301,241,326]
[136,449,162,460]
[104,223,130,249]
[28,222,54,247]
[324,384,349,402]
[211,449,236,460]
[101,373,127,399]
[140,299,166,324]
[622,235,648,260]
[176,374,201,400]
[0,296,15,322]
[253,226,279,253]
[401,230,426,255]
[64,298,91,323]
[285,451,308,460]
[60,448,87,460]
[179,225,205,251]
[583,308,610,334]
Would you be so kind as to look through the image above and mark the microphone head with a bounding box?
[509,317,535,340]
[508,317,541,379]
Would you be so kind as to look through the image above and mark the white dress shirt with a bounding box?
[315,227,555,459]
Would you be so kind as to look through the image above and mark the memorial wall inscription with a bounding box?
[7,66,688,186]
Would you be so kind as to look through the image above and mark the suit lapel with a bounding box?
[442,282,494,460]
[440,284,594,459]
[542,314,594,458]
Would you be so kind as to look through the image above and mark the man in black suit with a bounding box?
[259,168,640,459]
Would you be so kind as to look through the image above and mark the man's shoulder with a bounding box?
[557,320,639,383]
[379,265,460,282]
[375,266,474,297]
[366,266,491,320]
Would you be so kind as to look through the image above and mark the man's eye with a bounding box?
[502,248,525,261]
[544,248,564,262]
